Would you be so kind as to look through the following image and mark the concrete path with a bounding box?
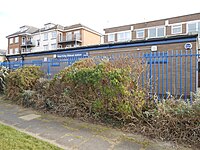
[0,99,191,150]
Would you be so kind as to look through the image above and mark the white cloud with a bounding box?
[0,0,200,49]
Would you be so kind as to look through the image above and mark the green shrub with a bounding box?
[45,58,149,123]
[5,66,44,103]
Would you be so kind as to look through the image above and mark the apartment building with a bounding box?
[6,23,101,55]
[104,12,200,44]
[31,23,64,53]
[6,25,39,55]
[58,23,102,48]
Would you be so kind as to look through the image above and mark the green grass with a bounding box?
[0,123,62,150]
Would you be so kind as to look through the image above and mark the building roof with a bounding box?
[32,24,64,34]
[104,12,200,32]
[64,23,102,36]
[6,26,39,38]
[6,34,198,58]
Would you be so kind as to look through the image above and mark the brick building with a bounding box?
[104,12,200,45]
[6,23,102,55]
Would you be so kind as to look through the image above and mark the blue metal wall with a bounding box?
[1,49,198,103]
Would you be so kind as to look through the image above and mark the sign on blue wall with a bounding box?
[56,52,89,59]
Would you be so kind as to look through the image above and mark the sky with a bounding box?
[0,0,200,49]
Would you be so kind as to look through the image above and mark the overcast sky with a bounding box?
[0,0,200,49]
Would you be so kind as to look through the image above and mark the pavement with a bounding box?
[0,99,192,150]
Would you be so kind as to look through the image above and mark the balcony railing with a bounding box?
[21,40,35,47]
[58,35,82,44]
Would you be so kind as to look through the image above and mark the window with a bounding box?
[108,33,115,42]
[37,40,40,47]
[52,31,57,39]
[74,30,80,40]
[10,38,13,44]
[22,37,26,45]
[15,37,19,43]
[172,24,182,34]
[15,48,19,54]
[148,28,156,38]
[43,45,48,50]
[59,33,62,42]
[9,49,13,54]
[157,27,164,37]
[148,27,165,38]
[136,29,144,38]
[66,32,72,41]
[51,43,57,50]
[117,31,131,42]
[44,33,48,40]
[187,21,200,33]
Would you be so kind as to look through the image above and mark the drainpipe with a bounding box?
[21,54,24,67]
[19,47,24,67]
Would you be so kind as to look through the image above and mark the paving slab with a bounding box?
[78,136,111,150]
[19,114,41,121]
[113,140,142,150]
[0,99,192,150]
[56,134,88,149]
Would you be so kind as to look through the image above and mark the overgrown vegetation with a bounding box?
[3,59,200,149]
[5,66,44,103]
[0,66,9,93]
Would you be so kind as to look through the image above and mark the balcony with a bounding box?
[21,40,35,47]
[58,36,82,44]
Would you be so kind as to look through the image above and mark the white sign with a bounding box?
[184,43,192,49]
[151,46,157,52]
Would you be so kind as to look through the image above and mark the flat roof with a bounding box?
[6,34,198,58]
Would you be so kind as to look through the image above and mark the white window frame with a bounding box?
[59,33,62,42]
[51,43,57,50]
[15,48,19,54]
[171,24,182,34]
[108,33,115,42]
[43,44,49,50]
[186,20,200,33]
[44,33,48,41]
[15,37,19,43]
[148,26,165,38]
[51,31,57,39]
[9,48,13,54]
[117,31,131,42]
[10,38,13,44]
[74,30,80,40]
[136,29,145,39]
[66,32,72,41]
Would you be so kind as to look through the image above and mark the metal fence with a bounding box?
[1,49,199,102]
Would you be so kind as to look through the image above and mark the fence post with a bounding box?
[190,49,193,104]
[149,52,153,98]
[184,50,188,101]
[47,59,51,79]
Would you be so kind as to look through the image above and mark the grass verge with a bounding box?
[0,123,62,150]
